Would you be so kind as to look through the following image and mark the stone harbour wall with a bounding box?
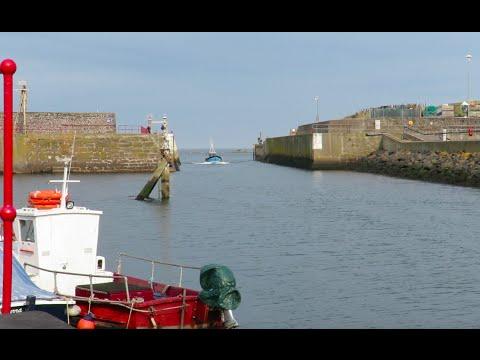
[0,133,164,173]
[0,112,116,134]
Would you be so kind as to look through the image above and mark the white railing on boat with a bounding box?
[23,261,197,329]
[116,253,201,288]
[23,263,132,303]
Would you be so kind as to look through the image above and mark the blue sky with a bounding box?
[1,32,478,148]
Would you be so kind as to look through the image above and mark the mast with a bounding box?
[209,138,216,155]
[0,59,17,314]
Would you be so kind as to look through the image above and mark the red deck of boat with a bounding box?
[74,274,223,329]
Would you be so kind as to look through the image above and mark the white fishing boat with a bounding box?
[12,158,113,297]
[0,245,74,319]
[9,158,240,329]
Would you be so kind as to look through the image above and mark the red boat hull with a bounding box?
[74,274,224,329]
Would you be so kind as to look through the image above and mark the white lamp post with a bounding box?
[314,96,319,122]
[466,52,472,102]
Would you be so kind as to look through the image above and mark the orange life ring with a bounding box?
[28,199,61,205]
[27,189,69,209]
[29,190,62,200]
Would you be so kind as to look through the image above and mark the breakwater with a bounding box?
[255,128,480,187]
[355,150,480,187]
[255,133,381,170]
[0,133,167,173]
[256,115,480,170]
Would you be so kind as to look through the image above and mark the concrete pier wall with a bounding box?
[263,134,314,168]
[255,129,480,170]
[313,132,381,169]
[256,132,381,169]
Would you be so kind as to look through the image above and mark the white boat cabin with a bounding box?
[12,160,113,296]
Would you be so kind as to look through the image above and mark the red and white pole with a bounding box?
[0,59,17,314]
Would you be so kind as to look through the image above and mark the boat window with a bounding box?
[19,220,35,243]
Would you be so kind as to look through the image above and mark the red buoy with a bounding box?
[468,127,474,136]
[77,313,96,329]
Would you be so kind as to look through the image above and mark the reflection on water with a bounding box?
[146,199,172,264]
[5,149,480,328]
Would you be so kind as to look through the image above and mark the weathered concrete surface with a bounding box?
[312,132,381,169]
[255,132,381,169]
[382,133,480,153]
[0,134,167,173]
[253,144,265,161]
[262,134,314,169]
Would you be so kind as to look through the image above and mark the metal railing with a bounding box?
[299,123,403,135]
[116,253,201,289]
[24,263,131,303]
[116,125,172,137]
[404,125,480,136]
[116,125,141,134]
[23,261,201,329]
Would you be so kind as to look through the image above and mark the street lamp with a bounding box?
[466,52,472,102]
[314,96,319,122]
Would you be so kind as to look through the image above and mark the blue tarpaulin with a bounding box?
[0,247,58,304]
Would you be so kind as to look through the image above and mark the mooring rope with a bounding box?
[64,293,190,314]
[126,300,136,329]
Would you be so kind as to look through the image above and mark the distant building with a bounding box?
[347,100,480,119]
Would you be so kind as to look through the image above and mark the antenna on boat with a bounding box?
[50,154,80,209]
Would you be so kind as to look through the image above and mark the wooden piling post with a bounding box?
[161,166,170,200]
[136,158,168,201]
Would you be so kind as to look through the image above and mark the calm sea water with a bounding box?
[6,149,480,328]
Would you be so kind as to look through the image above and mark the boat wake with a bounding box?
[193,161,230,165]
